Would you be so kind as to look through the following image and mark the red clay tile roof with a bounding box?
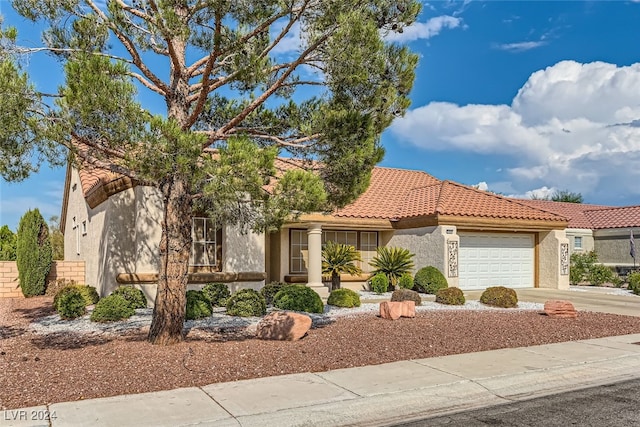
[583,206,640,229]
[335,171,566,223]
[78,167,120,197]
[515,200,609,229]
[435,182,565,221]
[334,167,441,219]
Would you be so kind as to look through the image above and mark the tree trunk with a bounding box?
[331,272,341,291]
[148,176,192,345]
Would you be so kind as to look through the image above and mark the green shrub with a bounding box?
[226,289,267,317]
[90,294,136,322]
[202,282,230,307]
[391,288,422,306]
[260,281,292,306]
[435,287,465,305]
[273,285,324,314]
[569,251,598,285]
[54,284,99,310]
[186,290,213,320]
[628,272,640,295]
[413,266,448,294]
[588,264,620,286]
[16,209,52,297]
[480,286,518,308]
[369,246,415,290]
[369,273,389,294]
[55,287,87,320]
[111,286,147,309]
[397,273,414,290]
[327,288,361,308]
[0,225,17,261]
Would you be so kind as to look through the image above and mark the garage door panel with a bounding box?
[459,233,534,290]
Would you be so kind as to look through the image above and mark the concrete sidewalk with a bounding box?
[3,333,640,427]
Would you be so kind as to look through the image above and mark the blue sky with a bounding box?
[3,1,640,230]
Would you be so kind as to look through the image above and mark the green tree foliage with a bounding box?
[0,225,17,260]
[551,190,583,203]
[16,209,52,296]
[369,246,415,290]
[48,216,64,260]
[1,1,420,344]
[322,241,362,291]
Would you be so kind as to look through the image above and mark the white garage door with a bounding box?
[458,233,534,290]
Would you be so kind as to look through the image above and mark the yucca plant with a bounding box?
[369,246,415,290]
[322,241,363,291]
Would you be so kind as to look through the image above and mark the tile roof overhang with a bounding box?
[64,160,568,232]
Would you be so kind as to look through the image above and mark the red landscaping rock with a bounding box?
[256,311,312,341]
[544,300,578,319]
[380,301,415,320]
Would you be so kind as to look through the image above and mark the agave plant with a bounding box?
[322,241,363,291]
[369,246,415,290]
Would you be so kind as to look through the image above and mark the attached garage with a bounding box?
[458,232,535,290]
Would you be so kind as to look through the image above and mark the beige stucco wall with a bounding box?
[566,228,594,254]
[223,224,265,292]
[537,229,570,290]
[594,228,638,266]
[386,225,459,287]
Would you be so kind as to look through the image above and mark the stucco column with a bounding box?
[307,223,323,286]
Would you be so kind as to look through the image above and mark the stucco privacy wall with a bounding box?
[594,228,638,266]
[0,261,86,298]
[537,230,570,290]
[387,225,460,287]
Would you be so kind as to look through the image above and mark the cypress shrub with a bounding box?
[16,209,52,297]
[397,273,414,290]
[260,281,292,306]
[369,273,389,294]
[435,287,465,305]
[480,286,518,308]
[55,287,87,320]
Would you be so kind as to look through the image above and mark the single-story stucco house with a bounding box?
[61,159,578,303]
[517,200,640,271]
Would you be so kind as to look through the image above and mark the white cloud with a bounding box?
[495,40,546,52]
[390,60,640,203]
[271,21,303,55]
[384,15,462,43]
[474,181,489,191]
[507,186,557,200]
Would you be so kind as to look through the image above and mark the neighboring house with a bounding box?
[61,161,573,303]
[518,200,640,269]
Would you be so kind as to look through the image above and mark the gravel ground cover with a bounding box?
[3,294,640,410]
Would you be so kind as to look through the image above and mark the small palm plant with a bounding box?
[322,241,362,291]
[369,246,415,290]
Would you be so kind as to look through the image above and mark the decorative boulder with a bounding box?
[256,312,312,341]
[379,301,416,320]
[544,300,578,319]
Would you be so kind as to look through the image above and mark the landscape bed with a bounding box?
[3,296,640,410]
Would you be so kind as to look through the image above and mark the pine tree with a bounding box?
[1,1,420,344]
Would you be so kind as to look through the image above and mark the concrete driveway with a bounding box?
[464,286,640,317]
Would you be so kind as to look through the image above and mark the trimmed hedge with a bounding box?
[111,286,147,309]
[390,288,422,306]
[369,273,389,294]
[273,285,324,314]
[480,286,518,308]
[413,266,448,294]
[435,287,465,305]
[202,282,230,307]
[54,284,98,310]
[90,294,135,322]
[327,288,361,308]
[186,290,213,320]
[226,289,267,317]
